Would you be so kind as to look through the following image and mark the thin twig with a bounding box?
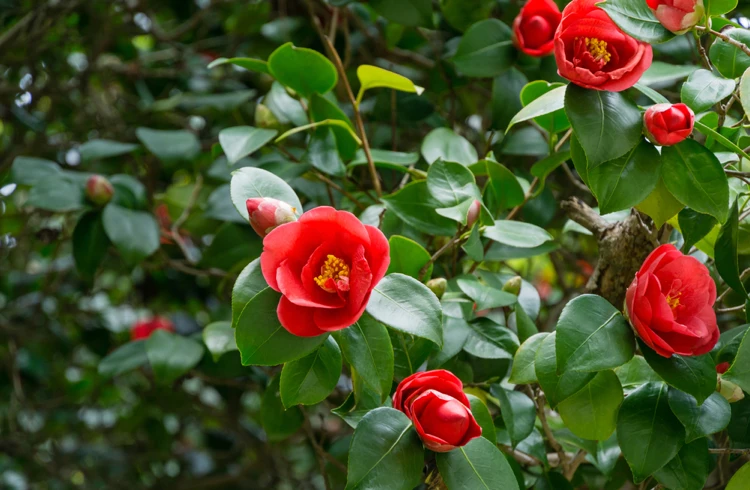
[695,26,750,58]
[418,231,465,281]
[313,171,367,210]
[171,174,203,264]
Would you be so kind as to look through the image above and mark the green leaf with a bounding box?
[355,65,424,106]
[661,139,729,223]
[349,149,419,169]
[110,174,147,209]
[310,93,358,160]
[507,85,566,132]
[456,276,517,310]
[681,69,736,113]
[145,330,204,384]
[709,28,750,79]
[11,156,61,186]
[230,166,302,221]
[135,127,200,162]
[727,461,750,490]
[427,315,471,369]
[382,181,458,236]
[218,126,277,165]
[588,140,660,215]
[421,128,478,166]
[483,160,524,211]
[597,0,674,44]
[346,408,424,490]
[740,67,750,116]
[386,235,432,280]
[235,288,327,366]
[529,151,571,198]
[556,294,635,373]
[668,390,731,442]
[519,81,570,134]
[207,56,269,73]
[509,333,549,384]
[535,333,595,407]
[483,220,552,248]
[492,69,528,131]
[72,211,110,279]
[265,81,308,126]
[280,337,342,407]
[366,273,443,347]
[391,331,437,378]
[615,355,663,387]
[557,370,623,441]
[513,303,538,343]
[640,62,697,86]
[261,375,304,441]
[617,382,685,483]
[715,199,747,295]
[565,84,642,167]
[305,127,347,177]
[452,19,514,78]
[467,394,497,443]
[640,342,717,405]
[202,322,238,362]
[723,328,750,393]
[98,341,149,378]
[706,0,738,14]
[440,0,496,32]
[463,318,519,359]
[369,0,433,27]
[102,204,160,264]
[267,43,337,98]
[492,386,536,446]
[231,259,268,328]
[636,176,685,228]
[26,176,85,212]
[462,224,484,262]
[427,159,481,205]
[678,208,718,253]
[436,437,520,490]
[79,139,139,161]
[335,313,394,402]
[653,438,710,490]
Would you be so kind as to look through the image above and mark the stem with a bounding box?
[171,174,203,264]
[313,171,367,211]
[695,25,750,58]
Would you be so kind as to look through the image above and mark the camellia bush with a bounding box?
[4,0,750,488]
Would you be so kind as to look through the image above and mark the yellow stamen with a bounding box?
[666,291,681,310]
[314,254,350,292]
[585,37,611,64]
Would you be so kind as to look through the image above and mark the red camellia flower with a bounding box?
[646,0,704,34]
[625,244,719,357]
[512,0,562,57]
[644,103,694,146]
[393,370,482,452]
[554,0,652,91]
[131,316,175,341]
[260,207,389,337]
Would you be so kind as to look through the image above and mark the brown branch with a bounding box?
[695,26,750,58]
[560,197,610,238]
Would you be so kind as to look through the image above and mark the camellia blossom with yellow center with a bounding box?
[259,207,390,337]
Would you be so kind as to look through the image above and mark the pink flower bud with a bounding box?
[646,0,704,34]
[85,175,114,206]
[644,103,694,147]
[245,197,297,238]
[466,200,482,228]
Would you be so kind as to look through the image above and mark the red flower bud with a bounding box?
[466,200,481,228]
[512,0,562,57]
[246,197,297,238]
[393,370,482,452]
[85,175,114,206]
[716,362,730,374]
[646,0,704,34]
[131,316,174,340]
[644,103,694,146]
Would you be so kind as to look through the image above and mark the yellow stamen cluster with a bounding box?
[314,254,350,291]
[585,37,611,64]
[666,291,681,310]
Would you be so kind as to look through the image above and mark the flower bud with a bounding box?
[426,278,448,299]
[502,276,523,296]
[246,197,297,238]
[716,361,730,374]
[718,377,745,403]
[644,103,694,147]
[85,175,114,206]
[646,0,704,34]
[466,200,482,228]
[254,103,280,129]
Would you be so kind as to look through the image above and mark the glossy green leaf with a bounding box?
[436,437,520,490]
[218,126,277,164]
[653,437,710,490]
[678,208,717,253]
[230,166,302,221]
[668,390,731,442]
[355,65,424,106]
[440,0,496,31]
[492,69,528,131]
[79,139,139,161]
[369,0,433,27]
[640,342,716,405]
[427,315,471,369]
[102,204,160,264]
[207,56,269,73]
[280,337,342,407]
[382,181,458,236]
[483,220,553,248]
[462,224,484,262]
[740,67,750,116]
[202,321,237,362]
[557,370,623,441]
[597,0,674,43]
[715,199,747,295]
[231,258,267,328]
[519,81,569,133]
[467,394,497,443]
[427,159,481,208]
[723,327,750,393]
[727,460,750,490]
[507,85,566,132]
[421,128,478,166]
[565,84,642,167]
[261,375,303,441]
[617,382,685,483]
[535,333,595,407]
[556,294,635,373]
[661,139,729,223]
[510,333,549,384]
[529,151,571,198]
[346,408,424,490]
[98,341,149,378]
[305,127,346,177]
[681,69,736,113]
[456,275,517,310]
[310,93,358,160]
[267,43,337,98]
[615,355,663,387]
[709,28,750,79]
[26,176,85,212]
[135,127,200,162]
[264,81,307,126]
[336,314,394,402]
[463,318,519,360]
[145,330,204,384]
[386,235,432,280]
[636,176,685,228]
[235,288,327,366]
[73,211,110,279]
[366,273,443,347]
[452,19,514,78]
[11,156,61,186]
[492,386,535,446]
[706,0,738,14]
[483,160,525,211]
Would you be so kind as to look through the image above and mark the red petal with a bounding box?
[365,225,391,287]
[276,259,345,309]
[277,297,328,337]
